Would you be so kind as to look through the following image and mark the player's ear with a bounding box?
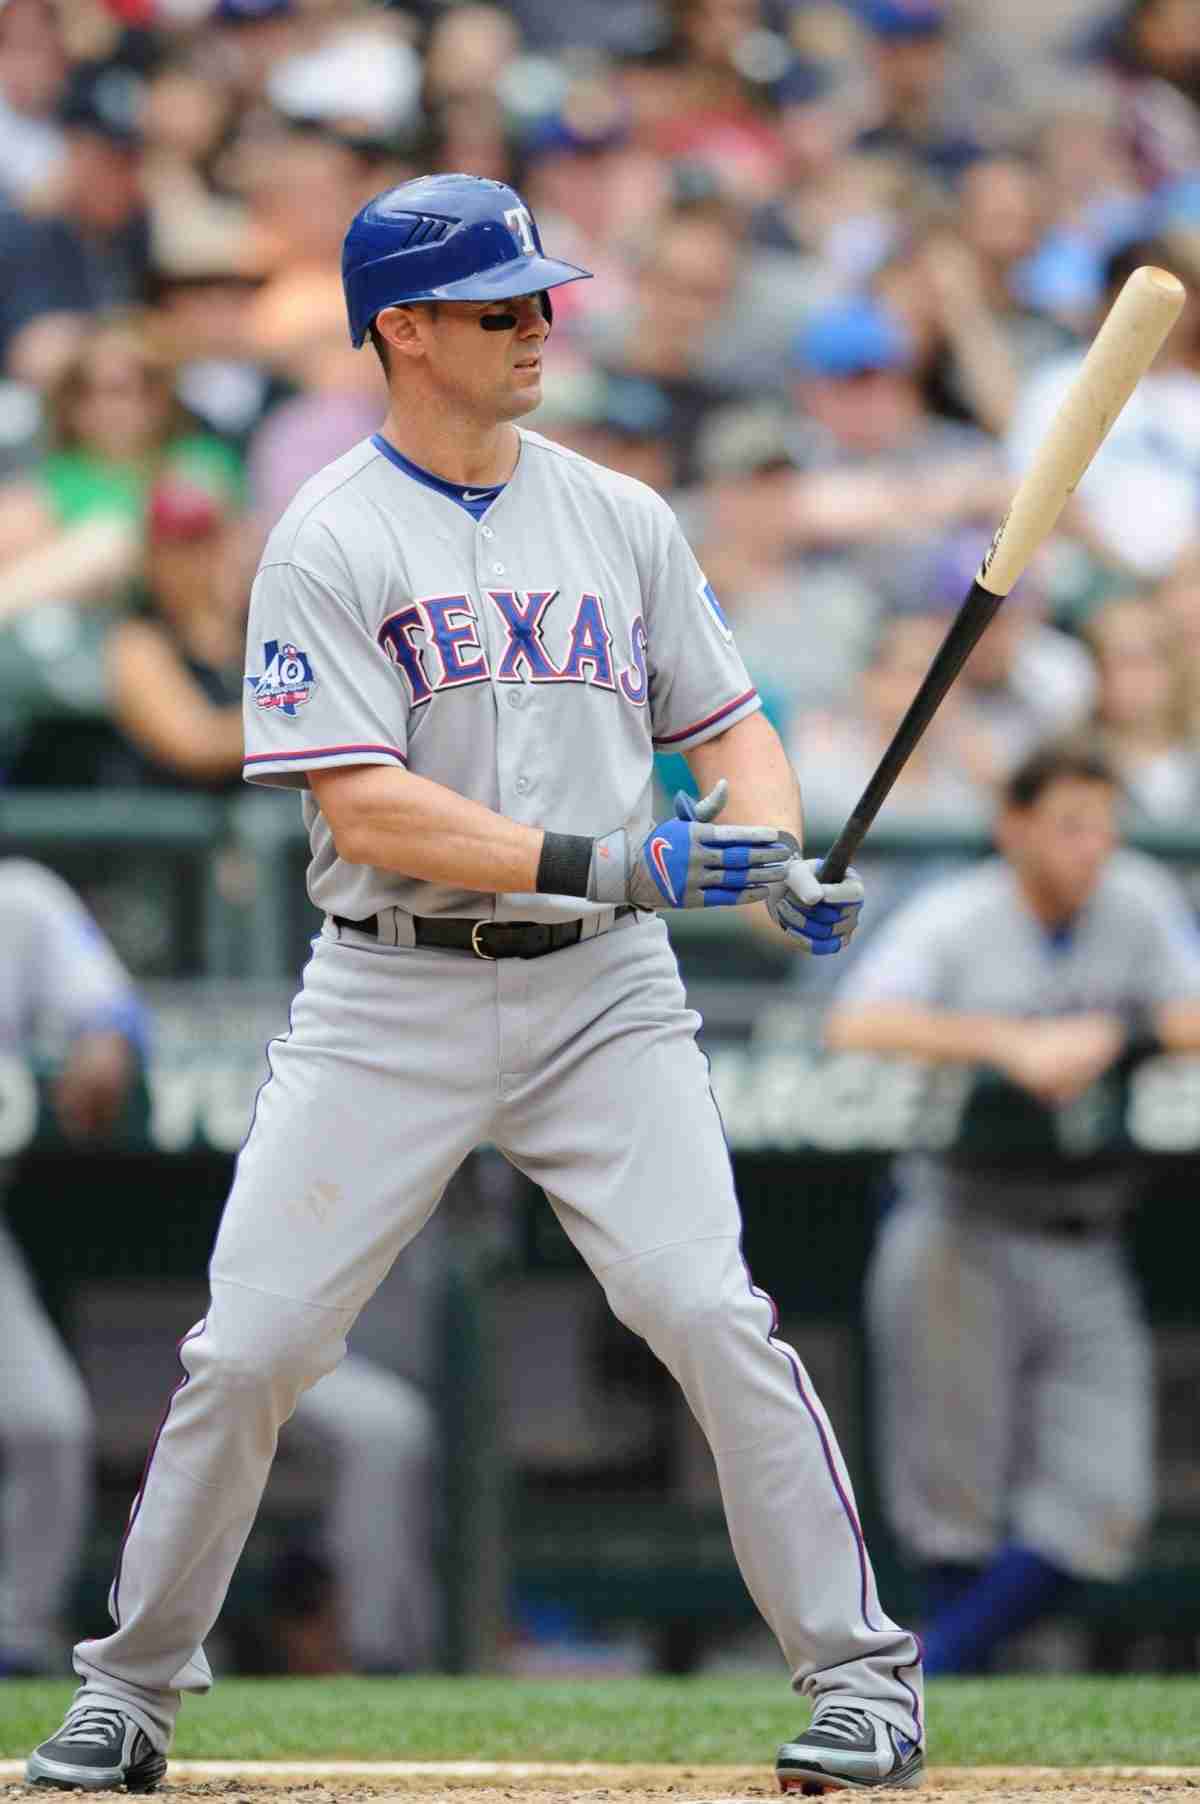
[375,306,424,364]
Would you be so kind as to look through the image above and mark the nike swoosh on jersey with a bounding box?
[462,490,494,502]
[649,834,677,903]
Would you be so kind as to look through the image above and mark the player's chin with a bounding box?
[505,373,544,420]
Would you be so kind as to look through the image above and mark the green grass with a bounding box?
[2,1676,1200,1766]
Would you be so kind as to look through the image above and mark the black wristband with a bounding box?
[536,831,594,898]
[1121,1004,1165,1064]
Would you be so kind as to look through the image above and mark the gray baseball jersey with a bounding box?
[242,429,760,924]
[0,859,140,1668]
[838,850,1200,1580]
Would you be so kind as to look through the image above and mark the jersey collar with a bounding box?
[371,432,506,520]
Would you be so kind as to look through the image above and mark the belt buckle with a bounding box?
[470,920,496,961]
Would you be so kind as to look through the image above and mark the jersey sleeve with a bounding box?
[643,510,760,753]
[8,863,145,1049]
[243,559,408,790]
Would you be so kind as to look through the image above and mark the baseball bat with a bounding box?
[818,265,1186,883]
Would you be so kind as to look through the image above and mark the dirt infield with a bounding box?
[6,1765,1200,1804]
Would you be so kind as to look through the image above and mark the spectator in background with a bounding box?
[105,463,246,792]
[209,0,303,108]
[418,4,522,184]
[789,608,992,836]
[1008,236,1200,582]
[244,274,385,539]
[0,61,152,386]
[934,529,1097,775]
[684,401,876,721]
[0,0,69,208]
[0,860,144,1674]
[584,197,744,480]
[1083,592,1200,823]
[749,58,902,288]
[624,0,787,200]
[1081,0,1200,187]
[0,309,241,623]
[785,296,1009,558]
[148,232,281,458]
[852,0,986,185]
[873,156,1074,435]
[1012,74,1147,334]
[517,62,651,330]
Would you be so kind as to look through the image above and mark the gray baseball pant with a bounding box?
[74,916,922,1749]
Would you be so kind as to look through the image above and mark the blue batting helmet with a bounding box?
[342,172,592,348]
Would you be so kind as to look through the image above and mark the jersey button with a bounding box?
[507,689,523,708]
[492,562,505,574]
[481,526,494,539]
[515,776,530,794]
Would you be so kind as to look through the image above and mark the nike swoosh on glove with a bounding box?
[589,781,796,910]
[768,858,864,954]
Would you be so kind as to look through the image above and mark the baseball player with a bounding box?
[28,174,923,1794]
[0,858,145,1677]
[826,738,1200,1673]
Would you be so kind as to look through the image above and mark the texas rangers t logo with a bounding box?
[247,640,316,715]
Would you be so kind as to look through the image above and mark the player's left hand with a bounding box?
[767,858,864,955]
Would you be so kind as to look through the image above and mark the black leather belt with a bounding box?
[332,908,633,960]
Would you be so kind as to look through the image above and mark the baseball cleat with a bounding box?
[777,1706,924,1793]
[26,1702,167,1792]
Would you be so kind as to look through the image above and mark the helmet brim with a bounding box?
[428,253,593,301]
[355,254,592,342]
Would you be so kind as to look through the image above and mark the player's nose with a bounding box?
[515,294,549,339]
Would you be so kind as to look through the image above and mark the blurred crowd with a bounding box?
[0,0,1195,849]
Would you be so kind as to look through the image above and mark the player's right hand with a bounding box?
[589,781,796,911]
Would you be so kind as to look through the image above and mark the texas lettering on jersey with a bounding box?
[377,588,649,708]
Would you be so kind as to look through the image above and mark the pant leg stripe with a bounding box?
[111,1319,206,1627]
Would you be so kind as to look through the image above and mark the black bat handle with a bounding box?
[818,580,1006,882]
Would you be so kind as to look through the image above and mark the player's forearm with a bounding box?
[825,1002,1023,1064]
[1152,1001,1200,1054]
[686,711,803,842]
[311,763,544,894]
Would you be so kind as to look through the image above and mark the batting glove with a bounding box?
[589,780,796,911]
[768,858,865,954]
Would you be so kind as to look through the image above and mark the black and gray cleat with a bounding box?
[26,1703,167,1793]
[777,1706,924,1794]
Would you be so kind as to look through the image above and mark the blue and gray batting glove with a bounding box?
[588,780,796,911]
[767,856,865,954]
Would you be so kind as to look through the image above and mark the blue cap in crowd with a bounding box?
[856,0,947,40]
[216,0,294,22]
[792,297,914,379]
